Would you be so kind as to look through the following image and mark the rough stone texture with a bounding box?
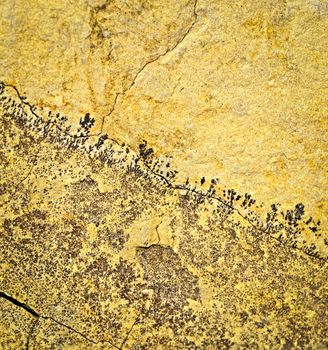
[1,0,327,228]
[0,298,36,350]
[0,0,328,348]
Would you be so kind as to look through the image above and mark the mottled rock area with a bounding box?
[1,0,328,347]
[0,83,327,349]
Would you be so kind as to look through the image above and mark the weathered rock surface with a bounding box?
[0,0,327,348]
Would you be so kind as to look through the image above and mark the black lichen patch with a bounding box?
[1,81,327,348]
[0,81,324,260]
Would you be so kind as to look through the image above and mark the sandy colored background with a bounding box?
[1,0,327,349]
[1,0,327,227]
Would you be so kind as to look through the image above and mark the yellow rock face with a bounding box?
[0,0,327,348]
[1,0,327,226]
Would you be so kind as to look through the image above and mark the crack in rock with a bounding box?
[100,0,199,134]
[0,292,120,349]
[1,81,324,261]
[119,314,141,349]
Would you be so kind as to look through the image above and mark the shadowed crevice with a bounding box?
[0,292,39,318]
[0,291,121,349]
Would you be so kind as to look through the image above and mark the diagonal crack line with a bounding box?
[119,314,141,349]
[44,316,119,349]
[0,292,39,317]
[2,82,324,262]
[3,0,198,142]
[141,162,325,262]
[126,0,198,92]
[0,292,120,349]
[101,0,199,134]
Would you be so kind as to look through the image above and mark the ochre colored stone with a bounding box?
[0,0,327,348]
